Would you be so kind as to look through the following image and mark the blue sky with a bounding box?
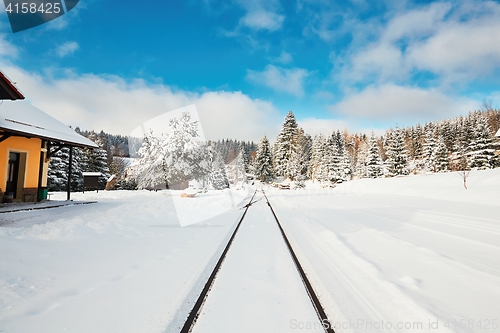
[1,0,500,141]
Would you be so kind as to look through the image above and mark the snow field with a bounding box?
[0,189,249,333]
[267,169,500,333]
[0,169,499,333]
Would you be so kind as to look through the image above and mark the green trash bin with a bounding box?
[38,188,48,201]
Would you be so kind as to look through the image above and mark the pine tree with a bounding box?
[423,123,438,172]
[413,124,424,160]
[82,133,111,189]
[308,134,325,182]
[385,127,409,177]
[354,139,369,178]
[340,145,352,181]
[468,115,499,169]
[289,128,312,180]
[366,133,384,178]
[253,135,274,182]
[210,154,230,190]
[273,111,299,180]
[47,147,84,192]
[48,148,69,191]
[440,120,455,153]
[325,133,342,183]
[434,137,449,172]
[70,147,84,191]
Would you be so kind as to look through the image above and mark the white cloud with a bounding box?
[0,34,17,57]
[246,65,310,96]
[240,10,284,31]
[346,42,407,83]
[329,84,479,122]
[298,118,348,136]
[0,64,282,142]
[273,51,293,64]
[54,41,79,57]
[339,1,500,85]
[235,0,284,32]
[407,17,500,82]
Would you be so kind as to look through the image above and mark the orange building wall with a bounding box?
[0,137,42,191]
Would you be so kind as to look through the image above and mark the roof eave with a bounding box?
[0,71,25,100]
[0,127,99,149]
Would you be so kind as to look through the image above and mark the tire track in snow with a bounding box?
[319,199,500,251]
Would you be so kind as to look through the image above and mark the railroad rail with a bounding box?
[262,190,335,333]
[179,190,258,333]
[179,189,335,333]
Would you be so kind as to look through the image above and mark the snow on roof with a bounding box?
[0,70,24,100]
[0,100,97,148]
[82,172,103,176]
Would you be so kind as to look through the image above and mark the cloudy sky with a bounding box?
[1,0,499,141]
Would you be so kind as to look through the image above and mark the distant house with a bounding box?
[0,70,97,202]
[496,128,500,137]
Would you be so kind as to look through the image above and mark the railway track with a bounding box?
[179,189,335,333]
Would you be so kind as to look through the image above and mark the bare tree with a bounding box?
[457,169,471,190]
[481,98,494,112]
[110,156,128,177]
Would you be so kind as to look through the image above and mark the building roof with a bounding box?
[496,128,500,137]
[0,70,25,100]
[0,100,98,148]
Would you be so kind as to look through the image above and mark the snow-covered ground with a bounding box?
[0,169,499,333]
[0,188,250,333]
[267,169,500,333]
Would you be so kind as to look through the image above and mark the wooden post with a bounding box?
[67,146,73,201]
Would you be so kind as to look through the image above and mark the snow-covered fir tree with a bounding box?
[273,111,299,180]
[70,147,84,191]
[366,133,384,178]
[434,137,450,172]
[339,143,352,181]
[82,133,111,189]
[210,154,230,190]
[468,115,499,169]
[325,133,342,183]
[48,147,84,191]
[308,134,325,182]
[423,123,438,172]
[385,127,410,177]
[253,135,274,182]
[354,139,369,178]
[47,148,69,191]
[290,128,312,180]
